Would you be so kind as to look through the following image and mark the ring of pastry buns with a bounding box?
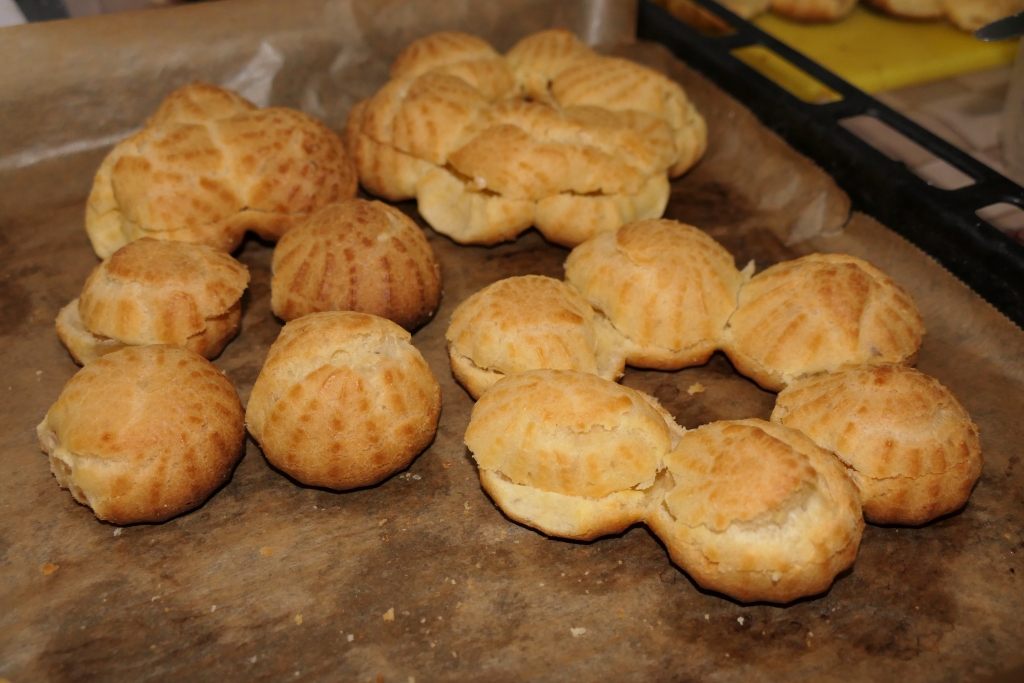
[86,82,358,258]
[37,345,246,524]
[457,218,981,603]
[246,311,442,491]
[344,30,707,247]
[270,199,442,331]
[56,237,249,365]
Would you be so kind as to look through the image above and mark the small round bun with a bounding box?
[647,419,864,603]
[465,370,682,540]
[36,345,245,524]
[271,199,442,330]
[445,275,627,399]
[772,364,982,525]
[564,219,748,370]
[722,253,924,391]
[56,238,249,365]
[246,312,441,490]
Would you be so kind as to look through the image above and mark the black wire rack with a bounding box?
[638,0,1024,328]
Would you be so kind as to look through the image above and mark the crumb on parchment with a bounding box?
[687,383,705,395]
[383,608,395,622]
[42,562,59,575]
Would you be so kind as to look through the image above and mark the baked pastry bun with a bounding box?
[36,345,245,524]
[772,363,982,525]
[87,82,357,258]
[564,219,749,370]
[646,419,864,603]
[722,253,925,391]
[271,199,442,330]
[445,275,627,399]
[864,0,1023,30]
[465,369,683,541]
[770,0,858,21]
[345,29,706,247]
[862,0,944,19]
[56,237,249,365]
[246,312,441,490]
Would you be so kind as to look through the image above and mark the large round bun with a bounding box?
[345,29,706,247]
[86,82,358,258]
[564,219,748,370]
[465,369,681,541]
[445,275,626,399]
[245,312,441,491]
[646,419,864,603]
[56,238,249,365]
[722,253,925,391]
[270,199,442,330]
[36,345,245,524]
[772,363,982,525]
[769,0,858,21]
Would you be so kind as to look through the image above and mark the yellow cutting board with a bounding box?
[751,5,1018,94]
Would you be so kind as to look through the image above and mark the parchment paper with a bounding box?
[1,1,1022,682]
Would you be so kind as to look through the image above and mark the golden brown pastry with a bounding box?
[445,275,627,399]
[56,237,249,365]
[87,82,358,258]
[771,0,858,21]
[646,419,864,603]
[246,312,441,490]
[36,345,246,524]
[564,219,749,370]
[862,0,944,19]
[722,253,925,392]
[270,199,442,330]
[865,0,1023,30]
[465,369,683,541]
[345,29,706,247]
[772,363,982,525]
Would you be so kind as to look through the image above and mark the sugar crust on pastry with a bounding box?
[646,419,864,603]
[245,312,441,491]
[722,253,925,391]
[564,219,750,370]
[345,29,707,247]
[271,199,442,330]
[772,363,982,525]
[86,82,358,258]
[36,345,246,524]
[465,369,682,541]
[445,275,627,399]
[56,237,249,365]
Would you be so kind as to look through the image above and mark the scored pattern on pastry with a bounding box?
[446,275,627,399]
[56,237,250,365]
[772,363,982,525]
[344,30,707,247]
[37,345,246,524]
[271,199,442,331]
[245,312,442,491]
[86,82,358,258]
[456,219,981,603]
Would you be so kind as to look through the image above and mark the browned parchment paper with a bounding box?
[1,2,1022,682]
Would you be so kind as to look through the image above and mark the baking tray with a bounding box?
[639,0,1024,328]
[1,1,1023,682]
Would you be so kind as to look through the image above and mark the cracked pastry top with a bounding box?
[565,218,751,371]
[464,369,683,541]
[646,418,864,604]
[344,29,707,247]
[56,237,249,364]
[86,82,357,258]
[772,363,982,525]
[722,253,925,392]
[36,345,246,524]
[445,275,627,399]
